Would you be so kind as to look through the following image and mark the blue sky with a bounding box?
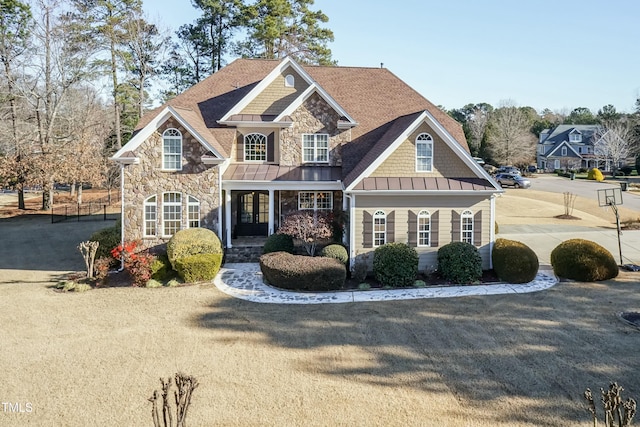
[145,0,640,114]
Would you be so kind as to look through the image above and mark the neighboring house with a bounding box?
[111,57,503,270]
[537,124,605,171]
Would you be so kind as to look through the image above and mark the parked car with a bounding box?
[495,173,531,189]
[473,157,485,165]
[496,166,521,175]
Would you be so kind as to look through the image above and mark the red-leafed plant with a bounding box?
[111,240,153,287]
[277,211,332,256]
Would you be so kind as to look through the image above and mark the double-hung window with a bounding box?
[417,210,431,247]
[461,210,473,244]
[373,210,386,247]
[163,192,182,236]
[302,134,329,163]
[143,196,157,237]
[416,133,433,172]
[163,129,182,170]
[187,196,200,228]
[298,191,333,210]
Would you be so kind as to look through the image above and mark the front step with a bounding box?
[225,245,263,263]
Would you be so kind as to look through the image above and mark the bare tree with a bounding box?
[486,100,537,166]
[593,121,636,177]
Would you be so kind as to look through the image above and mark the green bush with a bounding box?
[587,167,605,181]
[166,228,222,269]
[174,253,222,283]
[373,243,419,287]
[90,220,121,260]
[263,233,294,254]
[437,242,482,284]
[150,253,172,281]
[321,244,348,265]
[259,252,346,291]
[492,238,539,283]
[550,239,618,281]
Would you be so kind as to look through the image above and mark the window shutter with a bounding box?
[362,211,373,248]
[474,211,482,247]
[431,210,439,247]
[236,132,244,161]
[451,210,460,242]
[407,210,417,247]
[387,211,395,243]
[267,132,275,162]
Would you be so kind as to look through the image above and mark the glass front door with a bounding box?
[235,191,269,236]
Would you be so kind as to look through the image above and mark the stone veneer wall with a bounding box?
[123,118,220,249]
[279,93,350,166]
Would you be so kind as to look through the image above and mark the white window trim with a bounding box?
[244,133,267,162]
[187,195,200,228]
[561,146,568,156]
[143,195,157,237]
[415,133,433,172]
[162,128,182,171]
[162,192,182,237]
[417,210,431,247]
[461,209,473,245]
[302,134,329,163]
[298,191,333,210]
[569,132,582,143]
[554,159,560,169]
[373,210,386,247]
[284,74,295,87]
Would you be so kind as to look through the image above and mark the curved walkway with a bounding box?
[213,263,558,304]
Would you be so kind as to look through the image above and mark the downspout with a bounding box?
[119,163,125,272]
[489,194,496,269]
[217,166,223,239]
[344,193,356,271]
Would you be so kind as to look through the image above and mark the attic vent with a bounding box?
[284,74,295,87]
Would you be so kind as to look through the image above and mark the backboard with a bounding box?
[598,187,623,207]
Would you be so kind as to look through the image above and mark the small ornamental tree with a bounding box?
[277,211,332,256]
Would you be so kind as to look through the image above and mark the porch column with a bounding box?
[225,190,232,248]
[268,189,274,235]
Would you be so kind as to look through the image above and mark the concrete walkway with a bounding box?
[213,263,558,305]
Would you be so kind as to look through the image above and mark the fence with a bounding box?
[51,193,120,223]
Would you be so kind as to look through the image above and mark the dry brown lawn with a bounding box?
[0,191,639,426]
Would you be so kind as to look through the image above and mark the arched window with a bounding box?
[143,195,157,237]
[461,209,473,244]
[244,133,267,161]
[284,74,295,87]
[417,210,430,247]
[163,128,182,170]
[187,195,200,228]
[163,192,182,236]
[561,146,568,156]
[416,133,433,172]
[373,210,386,246]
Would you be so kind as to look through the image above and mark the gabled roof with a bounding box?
[546,140,581,158]
[130,58,470,182]
[540,124,602,145]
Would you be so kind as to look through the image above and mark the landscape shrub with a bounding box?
[492,238,539,283]
[150,253,173,281]
[587,167,605,181]
[321,244,348,265]
[352,256,368,282]
[620,165,633,176]
[111,241,153,287]
[550,239,618,281]
[263,233,294,254]
[373,243,419,287]
[89,219,121,261]
[259,252,346,291]
[166,228,222,269]
[174,253,223,283]
[437,242,482,284]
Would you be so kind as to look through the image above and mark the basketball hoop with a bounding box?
[597,187,624,265]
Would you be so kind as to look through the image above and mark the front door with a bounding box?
[236,191,269,236]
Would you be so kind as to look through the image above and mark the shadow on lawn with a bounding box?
[195,275,640,426]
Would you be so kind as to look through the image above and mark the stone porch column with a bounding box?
[225,190,232,248]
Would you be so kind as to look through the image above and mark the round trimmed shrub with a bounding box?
[150,253,173,281]
[492,238,539,283]
[373,243,419,287]
[321,244,348,265]
[174,253,223,283]
[263,233,294,254]
[437,242,482,284]
[587,167,605,181]
[550,239,618,281]
[259,252,346,291]
[166,228,222,269]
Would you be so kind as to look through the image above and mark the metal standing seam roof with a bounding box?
[352,177,495,191]
[223,164,343,182]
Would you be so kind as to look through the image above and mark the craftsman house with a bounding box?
[111,57,502,269]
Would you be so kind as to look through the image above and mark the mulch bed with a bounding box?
[343,269,501,290]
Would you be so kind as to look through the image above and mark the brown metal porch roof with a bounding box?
[223,164,342,182]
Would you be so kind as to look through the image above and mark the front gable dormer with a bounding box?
[569,129,582,143]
